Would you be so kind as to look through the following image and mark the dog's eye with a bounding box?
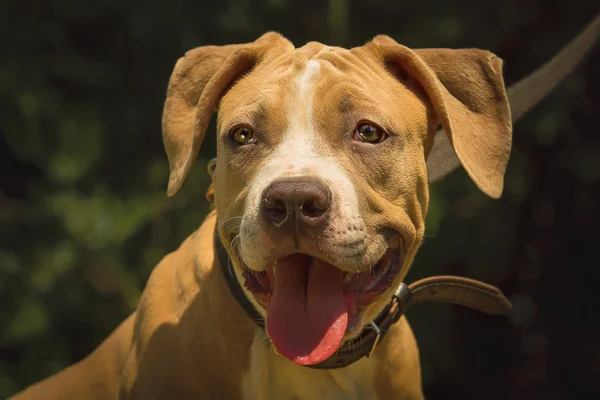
[353,122,387,144]
[230,126,256,145]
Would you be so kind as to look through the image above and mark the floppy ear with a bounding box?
[365,36,512,198]
[162,32,293,196]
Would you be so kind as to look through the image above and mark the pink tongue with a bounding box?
[266,254,348,365]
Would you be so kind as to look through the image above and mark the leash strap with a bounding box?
[409,275,512,315]
[214,224,512,369]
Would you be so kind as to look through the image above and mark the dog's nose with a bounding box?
[261,177,332,228]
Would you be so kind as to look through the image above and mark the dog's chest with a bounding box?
[241,330,380,400]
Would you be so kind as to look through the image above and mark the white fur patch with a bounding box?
[299,59,321,103]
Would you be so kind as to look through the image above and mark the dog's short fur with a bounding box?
[12,16,600,400]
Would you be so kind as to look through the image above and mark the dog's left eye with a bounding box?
[353,122,387,144]
[230,126,256,145]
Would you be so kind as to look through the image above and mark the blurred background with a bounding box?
[1,0,599,398]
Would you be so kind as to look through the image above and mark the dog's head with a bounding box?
[162,32,511,365]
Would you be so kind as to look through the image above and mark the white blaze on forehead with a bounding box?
[287,58,321,142]
[298,59,321,106]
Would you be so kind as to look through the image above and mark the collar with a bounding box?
[214,226,512,369]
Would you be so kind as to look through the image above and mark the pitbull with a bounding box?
[12,14,600,400]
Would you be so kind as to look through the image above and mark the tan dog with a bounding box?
[12,15,600,400]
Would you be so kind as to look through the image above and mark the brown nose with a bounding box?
[261,177,332,228]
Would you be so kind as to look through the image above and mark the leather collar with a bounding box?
[214,226,512,369]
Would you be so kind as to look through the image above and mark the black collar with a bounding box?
[214,225,512,369]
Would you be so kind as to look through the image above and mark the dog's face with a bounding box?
[162,33,511,365]
[215,44,432,362]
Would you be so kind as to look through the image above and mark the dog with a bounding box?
[12,15,600,400]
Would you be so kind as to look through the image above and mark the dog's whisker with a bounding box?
[218,216,243,231]
[225,223,242,240]
[226,234,242,278]
[230,235,242,256]
[227,256,235,278]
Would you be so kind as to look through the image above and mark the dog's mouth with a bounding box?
[241,236,403,365]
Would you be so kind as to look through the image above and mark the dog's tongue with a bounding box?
[266,254,348,365]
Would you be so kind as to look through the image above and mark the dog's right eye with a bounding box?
[230,126,256,145]
[353,122,387,144]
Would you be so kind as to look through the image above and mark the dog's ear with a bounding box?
[162,32,293,196]
[363,36,512,198]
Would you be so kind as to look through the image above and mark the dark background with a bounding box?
[1,0,599,398]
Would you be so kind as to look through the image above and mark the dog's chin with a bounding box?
[238,236,403,364]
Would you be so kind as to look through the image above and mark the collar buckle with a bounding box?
[367,282,411,358]
[391,282,411,321]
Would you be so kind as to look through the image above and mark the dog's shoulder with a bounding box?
[119,212,225,398]
[137,211,217,326]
